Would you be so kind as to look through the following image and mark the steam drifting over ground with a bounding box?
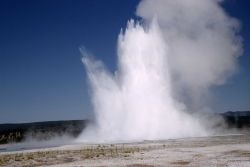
[79,0,242,142]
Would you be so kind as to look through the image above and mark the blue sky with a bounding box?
[0,0,249,123]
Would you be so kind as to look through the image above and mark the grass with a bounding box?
[0,145,144,166]
[127,165,154,167]
[225,150,250,157]
[171,160,191,165]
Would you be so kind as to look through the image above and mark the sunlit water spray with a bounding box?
[78,0,242,142]
[79,20,207,141]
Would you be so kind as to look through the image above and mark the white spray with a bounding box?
[79,0,242,141]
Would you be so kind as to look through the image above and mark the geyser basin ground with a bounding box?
[1,134,250,166]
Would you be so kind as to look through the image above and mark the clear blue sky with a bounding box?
[0,0,249,123]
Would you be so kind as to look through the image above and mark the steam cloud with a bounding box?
[79,0,242,141]
[137,0,242,110]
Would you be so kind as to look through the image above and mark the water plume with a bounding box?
[79,20,206,141]
[79,0,242,141]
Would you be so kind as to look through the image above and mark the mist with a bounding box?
[5,135,74,152]
[78,0,242,142]
[137,0,242,110]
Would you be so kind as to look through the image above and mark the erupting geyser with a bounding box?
[81,20,206,141]
[79,0,242,141]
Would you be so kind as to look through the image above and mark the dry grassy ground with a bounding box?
[1,134,250,166]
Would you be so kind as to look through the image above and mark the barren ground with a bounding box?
[1,134,250,166]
